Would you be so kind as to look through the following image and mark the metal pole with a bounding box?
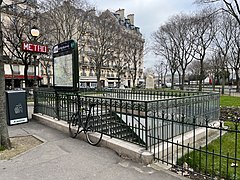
[33,54,38,113]
[33,54,37,88]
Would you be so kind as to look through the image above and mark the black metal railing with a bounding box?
[185,85,240,97]
[149,113,240,180]
[34,88,219,147]
[33,88,240,179]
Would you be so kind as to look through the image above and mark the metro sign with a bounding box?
[21,42,48,53]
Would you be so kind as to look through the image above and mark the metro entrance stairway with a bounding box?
[94,110,146,146]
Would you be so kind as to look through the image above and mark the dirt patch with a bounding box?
[0,136,43,160]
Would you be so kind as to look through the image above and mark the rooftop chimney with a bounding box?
[127,14,134,25]
[115,9,125,20]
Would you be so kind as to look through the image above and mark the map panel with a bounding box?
[54,54,73,87]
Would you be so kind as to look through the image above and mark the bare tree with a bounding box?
[38,55,52,88]
[0,0,10,148]
[152,23,179,89]
[196,0,240,25]
[39,0,93,57]
[196,1,240,94]
[228,19,240,92]
[168,14,195,90]
[153,60,166,88]
[206,54,222,90]
[187,60,209,85]
[86,10,120,89]
[124,32,144,88]
[214,13,235,94]
[0,0,28,150]
[2,7,34,88]
[113,30,129,88]
[190,9,217,91]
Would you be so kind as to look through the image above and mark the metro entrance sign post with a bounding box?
[21,41,48,87]
[21,41,48,114]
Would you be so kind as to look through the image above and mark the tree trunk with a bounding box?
[235,69,240,92]
[221,71,225,95]
[181,71,185,90]
[24,64,29,88]
[0,61,11,149]
[10,64,14,89]
[132,75,136,88]
[177,70,181,89]
[0,4,11,149]
[96,68,101,90]
[212,74,216,91]
[171,72,175,90]
[132,67,137,88]
[117,74,121,88]
[198,60,204,91]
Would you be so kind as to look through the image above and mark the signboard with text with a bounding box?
[21,42,48,53]
[53,40,79,90]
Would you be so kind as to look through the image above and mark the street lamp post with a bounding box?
[30,26,40,88]
[160,62,163,88]
[47,64,51,88]
[30,26,39,114]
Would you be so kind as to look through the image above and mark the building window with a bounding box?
[81,68,86,76]
[89,69,94,76]
[107,71,110,77]
[82,56,85,64]
[28,66,34,75]
[12,64,20,74]
[91,82,97,87]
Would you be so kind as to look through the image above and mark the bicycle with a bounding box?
[68,102,103,146]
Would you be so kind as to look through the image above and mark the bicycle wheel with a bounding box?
[69,113,81,138]
[85,116,103,146]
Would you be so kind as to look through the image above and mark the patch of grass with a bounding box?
[0,146,5,151]
[178,122,240,179]
[177,96,240,179]
[220,96,240,107]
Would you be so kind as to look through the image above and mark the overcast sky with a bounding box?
[87,0,199,68]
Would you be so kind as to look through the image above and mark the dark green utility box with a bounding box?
[6,90,28,126]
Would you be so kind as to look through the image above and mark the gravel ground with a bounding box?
[0,135,42,160]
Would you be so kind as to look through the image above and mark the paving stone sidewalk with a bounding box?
[0,120,187,180]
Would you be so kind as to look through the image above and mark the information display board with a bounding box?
[53,40,79,90]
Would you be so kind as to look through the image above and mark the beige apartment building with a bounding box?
[2,1,144,89]
[79,9,144,88]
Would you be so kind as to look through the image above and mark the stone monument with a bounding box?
[145,74,154,89]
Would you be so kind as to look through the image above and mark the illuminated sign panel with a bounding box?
[21,42,48,53]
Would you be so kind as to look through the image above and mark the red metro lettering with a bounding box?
[21,42,48,53]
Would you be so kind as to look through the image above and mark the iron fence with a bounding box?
[149,114,240,180]
[185,85,240,97]
[34,88,239,179]
[34,88,219,147]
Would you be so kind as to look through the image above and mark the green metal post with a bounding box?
[145,101,148,150]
